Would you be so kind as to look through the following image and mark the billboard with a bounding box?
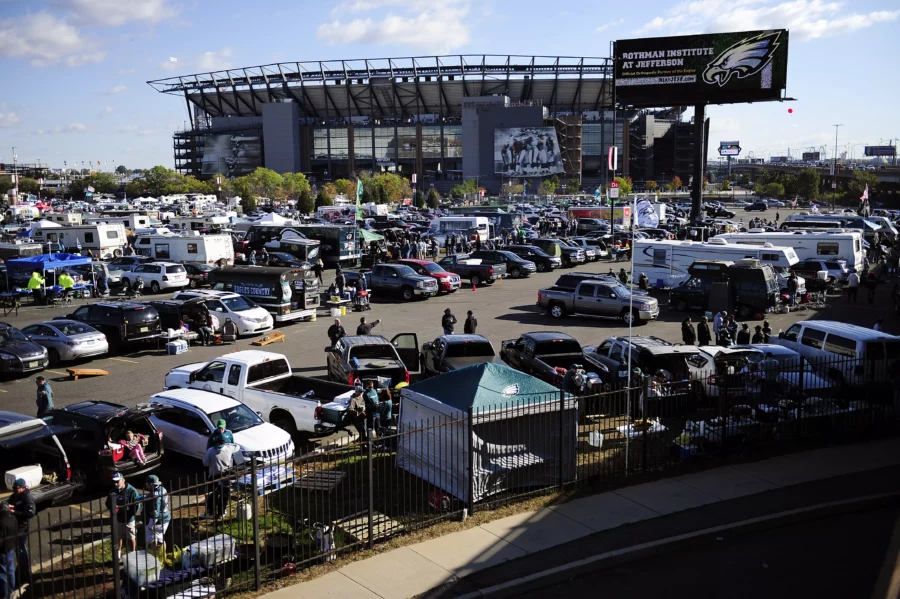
[494,127,565,177]
[802,152,821,162]
[201,134,262,177]
[719,141,741,156]
[614,30,789,107]
[865,146,896,157]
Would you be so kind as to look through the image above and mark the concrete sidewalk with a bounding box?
[262,438,900,599]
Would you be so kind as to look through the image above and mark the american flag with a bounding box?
[860,184,869,201]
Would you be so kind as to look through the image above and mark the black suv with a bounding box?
[469,249,536,279]
[42,401,164,485]
[744,201,768,212]
[63,301,161,352]
[107,256,152,272]
[0,322,49,376]
[506,245,561,272]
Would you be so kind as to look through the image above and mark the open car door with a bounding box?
[391,333,420,372]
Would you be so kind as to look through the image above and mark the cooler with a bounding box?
[5,464,43,491]
[167,340,189,355]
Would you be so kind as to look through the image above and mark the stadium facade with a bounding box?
[149,55,700,193]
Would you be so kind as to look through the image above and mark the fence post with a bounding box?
[641,376,649,472]
[109,491,121,598]
[367,429,375,549]
[796,355,806,439]
[250,454,261,591]
[467,406,476,515]
[559,388,565,490]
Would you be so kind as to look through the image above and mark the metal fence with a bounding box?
[6,354,899,599]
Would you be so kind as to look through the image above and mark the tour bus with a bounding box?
[633,238,802,292]
[244,223,359,266]
[133,233,234,265]
[716,229,865,273]
[29,224,127,258]
[429,217,490,242]
[208,265,319,322]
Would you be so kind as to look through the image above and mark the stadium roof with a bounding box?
[147,55,614,120]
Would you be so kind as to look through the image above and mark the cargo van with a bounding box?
[134,233,234,265]
[668,259,779,317]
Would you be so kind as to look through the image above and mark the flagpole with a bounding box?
[625,194,636,472]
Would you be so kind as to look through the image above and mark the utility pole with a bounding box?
[831,125,842,210]
[11,147,18,205]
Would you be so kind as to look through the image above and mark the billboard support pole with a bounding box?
[690,104,706,224]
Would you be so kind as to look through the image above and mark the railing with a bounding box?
[5,354,898,598]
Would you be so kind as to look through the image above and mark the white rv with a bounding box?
[134,232,234,265]
[715,229,865,272]
[86,214,152,230]
[633,238,803,292]
[168,214,231,232]
[29,224,127,259]
[46,212,84,226]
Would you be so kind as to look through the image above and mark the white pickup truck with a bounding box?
[164,350,355,437]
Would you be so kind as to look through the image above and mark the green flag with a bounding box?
[356,179,363,219]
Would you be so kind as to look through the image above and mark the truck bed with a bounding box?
[539,353,585,370]
[252,374,354,400]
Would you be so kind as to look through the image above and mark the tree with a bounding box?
[315,190,333,209]
[0,178,12,196]
[706,171,716,184]
[125,180,147,197]
[566,177,581,194]
[414,190,425,208]
[538,180,558,196]
[763,182,785,197]
[319,182,338,202]
[334,178,355,198]
[426,188,440,209]
[795,168,820,201]
[502,181,524,196]
[668,176,683,191]
[372,173,405,204]
[115,165,128,175]
[848,170,879,200]
[297,189,314,214]
[246,167,284,199]
[141,165,179,197]
[17,178,40,195]
[450,178,479,199]
[279,172,311,205]
[717,179,731,192]
[609,176,633,196]
[739,173,750,185]
[646,180,658,192]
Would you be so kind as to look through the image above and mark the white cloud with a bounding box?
[196,48,233,71]
[34,123,88,135]
[596,18,624,32]
[100,106,115,118]
[55,0,178,27]
[0,12,103,67]
[160,57,179,71]
[114,124,155,136]
[317,1,470,53]
[104,84,128,94]
[0,113,20,128]
[637,0,900,40]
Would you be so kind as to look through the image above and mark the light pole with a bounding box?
[832,125,842,210]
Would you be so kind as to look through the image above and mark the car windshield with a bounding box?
[422,262,445,274]
[497,251,520,261]
[611,284,632,298]
[194,264,215,272]
[0,327,29,345]
[222,295,257,311]
[392,265,418,277]
[444,342,495,358]
[207,404,263,433]
[56,322,95,336]
[270,253,303,265]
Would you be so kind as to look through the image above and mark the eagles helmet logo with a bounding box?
[702,32,781,87]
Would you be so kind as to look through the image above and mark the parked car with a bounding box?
[182,262,216,288]
[21,320,108,366]
[106,256,152,272]
[765,199,786,208]
[420,334,502,377]
[0,322,49,376]
[505,245,562,272]
[744,201,768,212]
[529,238,585,268]
[63,301,162,353]
[171,289,274,335]
[705,206,736,218]
[41,401,164,485]
[790,259,850,287]
[499,331,586,387]
[70,262,123,289]
[395,259,461,293]
[0,412,81,505]
[538,279,659,324]
[122,262,189,293]
[343,264,439,301]
[437,254,507,287]
[469,249,536,278]
[149,389,294,463]
[326,334,419,387]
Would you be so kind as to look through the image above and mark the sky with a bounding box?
[0,0,898,170]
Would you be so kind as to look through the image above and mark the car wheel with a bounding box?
[150,281,161,294]
[471,274,482,287]
[536,262,548,273]
[549,303,566,318]
[562,257,572,268]
[189,279,198,289]
[47,349,61,367]
[510,267,522,279]
[121,277,130,289]
[676,300,688,312]
[401,286,415,301]
[621,309,636,325]
[271,415,297,436]
[737,304,752,319]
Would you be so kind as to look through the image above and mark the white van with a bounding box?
[774,320,900,385]
[171,289,274,335]
[134,233,234,265]
[716,229,865,273]
[30,224,127,259]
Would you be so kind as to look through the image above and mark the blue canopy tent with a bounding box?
[6,253,92,291]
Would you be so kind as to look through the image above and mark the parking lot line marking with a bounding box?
[110,358,139,364]
[45,370,67,376]
[0,389,7,393]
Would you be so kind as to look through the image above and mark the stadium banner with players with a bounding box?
[494,127,565,177]
[201,133,263,177]
[613,29,789,107]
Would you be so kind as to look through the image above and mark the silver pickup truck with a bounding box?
[538,279,660,325]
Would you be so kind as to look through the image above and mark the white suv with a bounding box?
[123,262,189,293]
[171,289,274,335]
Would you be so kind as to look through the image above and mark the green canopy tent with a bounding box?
[358,229,385,243]
[397,362,577,503]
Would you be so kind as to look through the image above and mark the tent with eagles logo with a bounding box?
[397,362,577,503]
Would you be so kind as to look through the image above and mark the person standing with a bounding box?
[334,268,346,298]
[751,325,764,344]
[441,309,457,336]
[143,475,170,557]
[35,376,53,417]
[207,419,234,450]
[327,319,346,347]
[201,440,239,519]
[847,269,860,303]
[26,271,45,305]
[346,389,368,440]
[0,501,17,599]
[697,316,712,347]
[787,272,799,306]
[713,311,726,344]
[874,318,884,332]
[638,273,649,291]
[464,310,477,335]
[762,320,773,343]
[10,480,35,592]
[736,323,751,345]
[681,317,696,345]
[106,473,139,558]
[356,317,380,336]
[363,381,380,434]
[313,259,324,285]
[618,268,628,286]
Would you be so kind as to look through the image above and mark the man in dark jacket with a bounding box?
[736,323,751,345]
[441,309,457,335]
[11,479,35,588]
[681,317,696,345]
[463,310,477,335]
[35,376,53,417]
[0,501,17,599]
[105,473,139,558]
[356,317,380,336]
[327,319,346,347]
[697,316,712,347]
[751,325,764,344]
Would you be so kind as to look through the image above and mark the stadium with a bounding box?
[147,55,647,194]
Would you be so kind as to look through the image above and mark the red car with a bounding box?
[397,259,461,293]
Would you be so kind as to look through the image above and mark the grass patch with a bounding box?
[216,512,294,544]
[80,539,113,568]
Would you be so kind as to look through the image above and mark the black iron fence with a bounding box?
[5,354,899,598]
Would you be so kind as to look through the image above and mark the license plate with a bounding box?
[85,340,95,345]
[140,326,149,333]
[27,361,37,369]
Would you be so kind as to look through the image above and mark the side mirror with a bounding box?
[422,342,433,351]
[778,332,785,339]
[188,371,197,383]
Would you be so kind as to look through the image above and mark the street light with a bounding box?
[832,125,842,210]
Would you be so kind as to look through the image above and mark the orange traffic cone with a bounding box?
[472,283,477,291]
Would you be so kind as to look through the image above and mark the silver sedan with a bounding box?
[21,320,109,365]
